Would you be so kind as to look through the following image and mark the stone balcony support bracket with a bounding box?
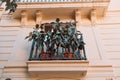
[91,9,97,26]
[21,10,27,26]
[36,10,42,24]
[27,60,89,79]
[75,9,81,27]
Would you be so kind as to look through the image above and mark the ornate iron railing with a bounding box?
[16,0,109,3]
[25,19,87,60]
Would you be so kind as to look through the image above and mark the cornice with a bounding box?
[17,2,109,9]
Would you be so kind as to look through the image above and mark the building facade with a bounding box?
[0,0,120,80]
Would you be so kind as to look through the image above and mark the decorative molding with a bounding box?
[106,51,120,53]
[0,52,11,54]
[104,44,120,46]
[97,23,120,25]
[0,60,8,62]
[0,40,15,42]
[102,38,120,40]
[17,2,109,9]
[16,0,110,3]
[0,30,19,32]
[0,35,17,36]
[99,27,120,30]
[0,26,21,28]
[101,33,120,35]
[27,60,89,64]
[0,46,14,48]
[1,14,13,20]
[1,66,28,79]
[109,58,120,60]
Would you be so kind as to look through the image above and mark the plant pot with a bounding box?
[64,52,68,57]
[69,52,73,58]
[48,53,51,58]
[42,52,46,58]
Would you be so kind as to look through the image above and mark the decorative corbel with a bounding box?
[21,10,27,26]
[75,9,81,27]
[36,10,42,24]
[91,9,97,26]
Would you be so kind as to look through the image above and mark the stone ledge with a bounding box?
[27,60,89,78]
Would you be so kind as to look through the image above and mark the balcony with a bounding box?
[26,20,89,79]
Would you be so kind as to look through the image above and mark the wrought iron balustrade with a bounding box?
[25,19,87,61]
[16,0,109,3]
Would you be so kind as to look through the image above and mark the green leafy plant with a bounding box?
[0,0,17,13]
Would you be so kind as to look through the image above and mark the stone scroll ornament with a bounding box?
[25,18,86,60]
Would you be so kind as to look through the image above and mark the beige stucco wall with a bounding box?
[0,3,120,80]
